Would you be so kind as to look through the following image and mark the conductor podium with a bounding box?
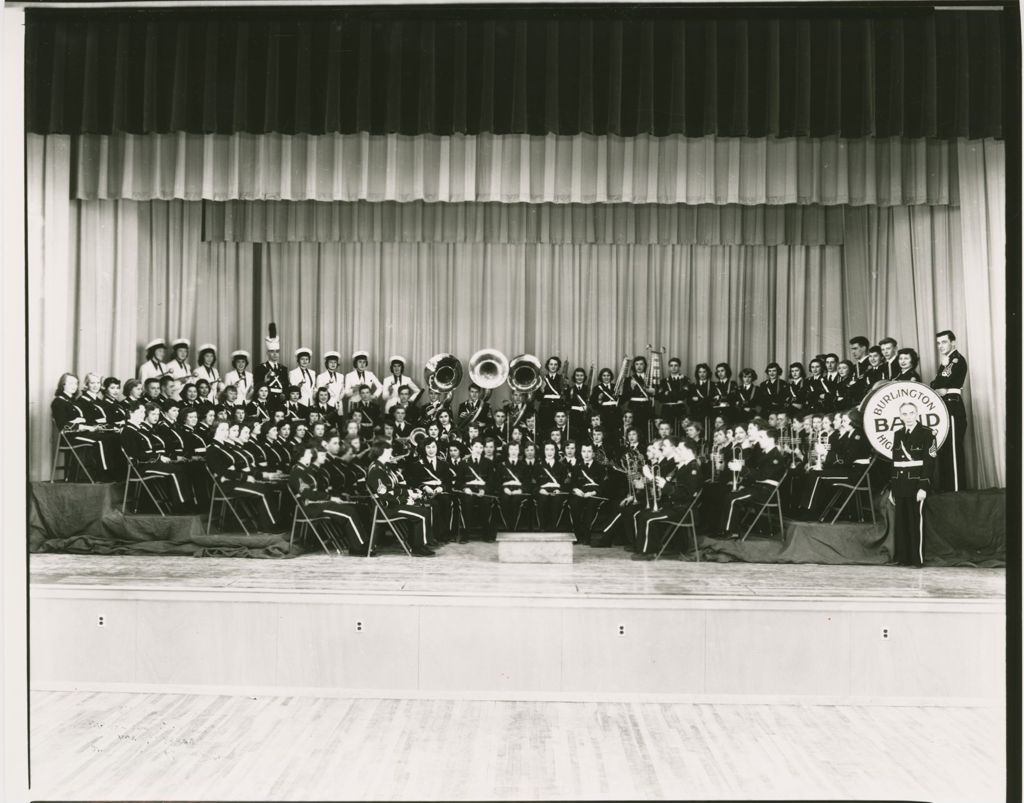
[496,531,575,564]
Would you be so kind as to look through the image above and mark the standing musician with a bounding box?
[623,355,656,441]
[567,443,608,545]
[534,441,569,531]
[931,330,969,492]
[864,347,887,386]
[630,439,703,560]
[786,363,809,419]
[535,356,567,434]
[456,439,498,541]
[288,347,318,406]
[823,354,841,390]
[165,339,193,381]
[315,350,346,408]
[381,356,422,414]
[457,383,493,433]
[193,344,223,403]
[343,351,384,409]
[224,350,255,401]
[833,360,865,409]
[504,390,530,431]
[734,369,759,422]
[289,443,371,556]
[365,439,435,557]
[488,408,514,453]
[848,336,871,380]
[717,427,788,538]
[888,401,936,566]
[688,363,714,437]
[350,385,381,438]
[656,358,690,434]
[806,358,834,414]
[711,363,738,424]
[254,324,289,400]
[893,348,921,381]
[565,367,591,441]
[409,437,454,543]
[589,369,621,436]
[756,362,787,417]
[879,337,899,381]
[138,338,169,382]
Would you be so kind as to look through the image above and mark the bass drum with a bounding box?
[859,379,951,458]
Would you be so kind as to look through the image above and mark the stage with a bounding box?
[30,545,1005,706]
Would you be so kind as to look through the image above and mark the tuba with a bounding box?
[424,353,464,398]
[508,354,543,394]
[468,349,510,401]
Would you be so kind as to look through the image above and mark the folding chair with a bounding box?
[205,466,254,536]
[120,450,167,516]
[820,457,877,526]
[50,425,96,484]
[510,494,540,530]
[654,489,704,561]
[287,486,343,555]
[456,492,499,537]
[738,471,789,542]
[367,495,413,557]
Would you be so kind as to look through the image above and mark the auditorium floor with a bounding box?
[30,545,1005,600]
[29,691,1004,802]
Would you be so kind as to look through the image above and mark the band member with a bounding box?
[689,363,714,435]
[535,356,567,433]
[390,404,415,443]
[192,344,222,403]
[848,336,871,380]
[206,421,281,531]
[350,385,381,437]
[889,401,936,566]
[289,443,371,556]
[590,369,621,435]
[281,385,310,422]
[254,324,289,399]
[864,346,887,386]
[314,350,345,407]
[504,390,530,430]
[224,350,254,401]
[382,356,422,414]
[894,348,921,381]
[718,427,787,537]
[567,443,608,545]
[288,347,317,406]
[624,355,656,440]
[421,387,452,423]
[319,434,373,546]
[733,369,759,422]
[535,441,569,530]
[565,368,590,440]
[488,408,513,452]
[138,338,168,382]
[794,409,872,519]
[242,384,274,423]
[123,401,194,512]
[365,439,435,556]
[805,358,834,414]
[823,354,840,389]
[343,351,383,407]
[879,337,899,380]
[409,437,454,542]
[931,330,969,492]
[756,362,786,417]
[307,386,335,426]
[656,358,690,433]
[711,363,737,424]
[158,338,190,381]
[497,441,534,531]
[51,373,112,480]
[550,410,571,446]
[833,360,865,409]
[99,377,127,426]
[786,362,808,419]
[457,383,492,432]
[631,439,703,559]
[455,439,497,541]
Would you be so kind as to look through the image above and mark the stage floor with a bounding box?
[30,543,1005,602]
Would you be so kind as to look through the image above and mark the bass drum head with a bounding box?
[859,380,951,458]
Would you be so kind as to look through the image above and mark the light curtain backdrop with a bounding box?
[27,134,1006,488]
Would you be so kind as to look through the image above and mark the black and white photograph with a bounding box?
[1,0,1018,801]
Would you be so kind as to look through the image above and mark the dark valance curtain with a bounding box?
[26,9,1006,138]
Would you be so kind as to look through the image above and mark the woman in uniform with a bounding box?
[224,350,254,402]
[193,344,223,403]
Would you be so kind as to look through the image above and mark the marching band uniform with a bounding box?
[343,351,384,404]
[624,371,655,441]
[806,376,834,415]
[795,426,871,518]
[632,458,702,557]
[52,392,110,479]
[281,389,311,423]
[366,460,433,554]
[566,380,591,441]
[165,339,193,381]
[688,378,713,435]
[930,348,969,492]
[733,381,759,422]
[288,348,318,406]
[350,397,382,438]
[894,368,921,382]
[456,396,492,432]
[206,439,279,530]
[497,453,535,531]
[409,452,454,542]
[138,338,169,382]
[295,459,370,555]
[589,380,621,435]
[883,355,898,382]
[785,378,808,419]
[505,398,530,430]
[656,373,690,431]
[534,455,569,531]
[255,361,289,399]
[891,422,936,566]
[711,379,737,424]
[833,375,866,409]
[315,351,346,407]
[121,419,193,511]
[223,351,255,401]
[720,445,788,535]
[756,377,787,416]
[456,453,498,540]
[567,457,608,544]
[535,369,566,433]
[381,356,421,413]
[193,345,222,403]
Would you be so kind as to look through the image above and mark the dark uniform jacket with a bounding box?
[741,446,788,489]
[733,383,759,419]
[365,461,408,509]
[535,373,567,407]
[930,350,968,392]
[456,399,492,429]
[254,362,290,396]
[288,464,331,503]
[755,379,787,415]
[457,457,496,494]
[51,394,87,430]
[661,460,703,508]
[657,375,690,411]
[497,458,535,494]
[121,423,159,463]
[891,424,936,497]
[534,459,569,493]
[568,460,608,496]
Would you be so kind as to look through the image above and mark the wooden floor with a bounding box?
[29,690,1004,801]
[30,546,1005,601]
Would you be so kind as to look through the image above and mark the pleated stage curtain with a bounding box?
[74,133,958,206]
[26,12,1005,139]
[204,201,846,245]
[261,242,846,396]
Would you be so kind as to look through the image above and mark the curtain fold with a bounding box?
[27,11,1005,138]
[204,201,846,245]
[74,132,958,205]
[261,242,847,409]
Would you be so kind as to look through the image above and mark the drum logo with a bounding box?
[861,381,951,457]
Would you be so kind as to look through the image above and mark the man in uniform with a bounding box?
[930,329,969,492]
[719,427,788,537]
[535,357,567,434]
[879,337,899,381]
[350,385,381,439]
[505,390,530,430]
[848,336,871,380]
[289,347,318,406]
[457,384,492,433]
[630,439,703,559]
[254,323,289,401]
[565,368,591,441]
[889,401,936,566]
[657,358,690,435]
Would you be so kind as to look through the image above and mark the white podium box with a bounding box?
[495,531,575,564]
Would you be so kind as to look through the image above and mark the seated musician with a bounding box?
[365,438,435,557]
[497,441,534,531]
[488,408,511,456]
[793,409,873,520]
[120,401,193,513]
[285,444,367,556]
[308,435,371,555]
[718,427,788,538]
[408,437,454,543]
[535,440,569,531]
[281,385,310,422]
[457,383,492,433]
[421,388,451,424]
[561,440,578,469]
[456,439,498,542]
[390,404,414,442]
[505,390,530,431]
[567,443,609,545]
[864,346,887,386]
[631,439,703,560]
[51,373,110,480]
[78,372,126,478]
[349,385,380,438]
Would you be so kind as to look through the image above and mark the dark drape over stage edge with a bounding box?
[25,11,1005,139]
